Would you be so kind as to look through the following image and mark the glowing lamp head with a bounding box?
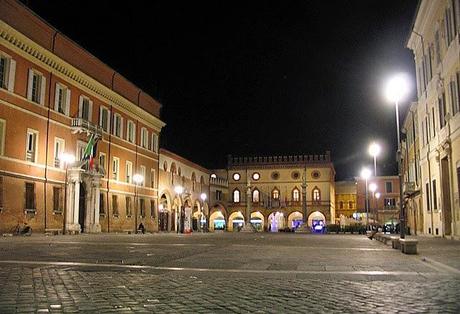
[368,142,381,158]
[174,185,184,195]
[360,167,372,180]
[375,192,381,199]
[59,153,75,165]
[200,193,207,201]
[385,74,410,103]
[369,183,377,193]
[159,204,164,211]
[133,174,144,185]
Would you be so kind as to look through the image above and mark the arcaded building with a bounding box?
[0,0,165,234]
[209,153,336,232]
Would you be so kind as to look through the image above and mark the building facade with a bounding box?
[356,176,401,227]
[157,149,210,233]
[209,153,336,232]
[0,0,165,234]
[335,180,357,221]
[407,0,460,238]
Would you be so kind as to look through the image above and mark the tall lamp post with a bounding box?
[368,142,381,177]
[369,183,377,225]
[361,167,372,229]
[174,185,184,233]
[385,74,410,239]
[200,193,207,232]
[133,174,144,233]
[375,192,381,226]
[60,153,75,234]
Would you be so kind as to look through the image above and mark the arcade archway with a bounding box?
[287,211,303,230]
[228,211,245,232]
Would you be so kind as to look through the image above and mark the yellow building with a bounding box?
[209,153,336,232]
[407,0,460,238]
[335,181,357,221]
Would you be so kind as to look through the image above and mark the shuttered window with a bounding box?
[53,186,63,213]
[25,182,36,211]
[0,53,16,92]
[27,69,46,105]
[0,176,4,211]
[112,195,119,216]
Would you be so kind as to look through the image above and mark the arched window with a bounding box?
[348,201,353,209]
[272,188,280,200]
[233,189,240,203]
[312,187,321,202]
[292,188,300,202]
[339,201,344,209]
[163,161,168,171]
[252,189,260,203]
[170,162,176,185]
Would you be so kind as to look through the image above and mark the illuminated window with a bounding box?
[233,173,240,181]
[233,189,240,203]
[252,189,260,202]
[313,188,320,202]
[292,188,300,202]
[272,188,279,200]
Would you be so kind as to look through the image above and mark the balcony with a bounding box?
[71,118,103,138]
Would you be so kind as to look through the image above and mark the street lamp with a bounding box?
[133,174,144,233]
[361,167,372,229]
[369,183,377,225]
[375,192,381,225]
[385,73,410,239]
[368,142,381,177]
[200,193,207,232]
[59,153,75,234]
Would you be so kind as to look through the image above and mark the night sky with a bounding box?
[25,0,418,180]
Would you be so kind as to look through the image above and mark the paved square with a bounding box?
[0,233,459,313]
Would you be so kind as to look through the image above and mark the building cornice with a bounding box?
[0,20,166,132]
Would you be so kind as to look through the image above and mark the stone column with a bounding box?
[240,171,255,232]
[296,167,311,233]
[65,168,83,234]
[86,174,102,233]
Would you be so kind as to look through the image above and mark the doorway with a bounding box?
[78,182,86,233]
[441,157,452,236]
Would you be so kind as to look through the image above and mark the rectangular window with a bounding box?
[141,128,149,149]
[150,200,156,218]
[99,106,110,132]
[139,198,145,217]
[127,120,136,143]
[0,53,16,92]
[439,93,447,129]
[216,190,222,201]
[150,169,155,188]
[53,186,63,213]
[125,196,132,217]
[112,194,119,216]
[26,129,38,162]
[432,107,436,137]
[426,182,431,211]
[435,29,441,65]
[54,83,70,115]
[432,179,437,210]
[112,157,120,181]
[27,69,46,105]
[25,182,36,211]
[383,198,396,209]
[151,134,159,152]
[99,152,106,176]
[79,96,92,121]
[54,137,65,168]
[113,114,123,138]
[126,161,133,183]
[99,193,105,215]
[385,182,393,193]
[140,165,146,187]
[451,75,460,116]
[0,119,5,156]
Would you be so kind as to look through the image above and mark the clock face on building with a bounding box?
[233,173,241,181]
[252,172,260,180]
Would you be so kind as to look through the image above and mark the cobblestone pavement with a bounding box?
[0,233,459,313]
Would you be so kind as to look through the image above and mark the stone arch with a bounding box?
[250,211,265,231]
[268,210,286,232]
[163,161,168,171]
[210,209,226,232]
[228,211,245,232]
[191,172,196,191]
[159,191,172,232]
[307,210,326,227]
[287,211,303,229]
[170,162,177,174]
